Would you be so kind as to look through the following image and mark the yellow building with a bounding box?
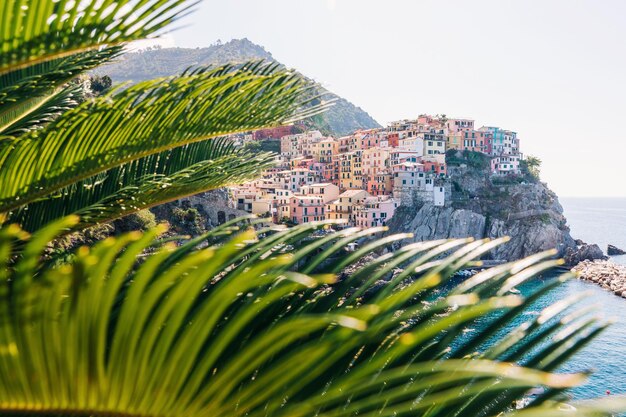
[311,138,339,163]
[424,136,446,156]
[338,151,363,190]
[325,189,370,226]
[447,131,463,150]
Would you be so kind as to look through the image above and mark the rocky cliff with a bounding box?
[387,151,579,262]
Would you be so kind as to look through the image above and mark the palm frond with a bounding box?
[0,0,194,75]
[0,83,81,136]
[8,146,275,231]
[0,63,328,214]
[0,48,121,136]
[0,219,618,417]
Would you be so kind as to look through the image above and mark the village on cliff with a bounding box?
[227,115,523,227]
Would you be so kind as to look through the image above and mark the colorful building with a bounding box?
[289,195,325,224]
[325,189,370,226]
[354,196,399,228]
[366,170,393,196]
[491,155,521,175]
[362,147,390,177]
[424,136,446,156]
[312,138,339,163]
[446,118,475,132]
[300,183,341,204]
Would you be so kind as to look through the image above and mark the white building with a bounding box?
[491,155,521,175]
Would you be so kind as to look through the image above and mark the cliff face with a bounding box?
[387,153,577,261]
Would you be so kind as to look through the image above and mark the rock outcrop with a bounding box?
[572,260,626,298]
[564,243,607,265]
[608,244,626,256]
[386,152,580,262]
[151,189,249,234]
[388,199,576,261]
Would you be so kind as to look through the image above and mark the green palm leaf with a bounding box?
[0,48,121,136]
[8,144,275,231]
[0,0,193,75]
[0,218,620,417]
[0,83,81,136]
[0,63,328,214]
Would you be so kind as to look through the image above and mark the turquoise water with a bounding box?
[504,198,626,401]
[517,277,626,400]
[556,198,626,399]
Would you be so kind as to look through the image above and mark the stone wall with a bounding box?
[178,189,248,228]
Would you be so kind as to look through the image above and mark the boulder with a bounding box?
[608,244,626,256]
[572,260,626,299]
[564,243,608,266]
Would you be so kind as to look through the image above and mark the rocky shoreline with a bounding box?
[572,260,626,299]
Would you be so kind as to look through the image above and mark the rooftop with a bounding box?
[303,183,335,188]
[339,189,368,197]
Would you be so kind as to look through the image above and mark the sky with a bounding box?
[159,0,626,197]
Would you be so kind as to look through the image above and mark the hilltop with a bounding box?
[96,38,381,136]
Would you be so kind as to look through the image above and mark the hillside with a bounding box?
[97,38,381,136]
[386,151,580,263]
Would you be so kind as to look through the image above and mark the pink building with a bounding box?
[289,195,325,224]
[422,157,447,176]
[354,196,399,228]
[491,155,521,175]
[446,118,475,133]
[366,171,393,196]
[300,183,340,203]
[359,129,387,150]
[337,136,351,153]
[362,147,390,176]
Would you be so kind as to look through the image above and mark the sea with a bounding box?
[517,198,626,402]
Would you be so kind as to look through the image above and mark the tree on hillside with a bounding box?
[523,155,543,180]
[90,75,113,94]
[0,1,622,417]
[526,155,542,178]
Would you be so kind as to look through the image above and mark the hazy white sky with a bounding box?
[167,0,626,197]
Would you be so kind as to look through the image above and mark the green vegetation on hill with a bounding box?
[244,139,280,154]
[97,39,381,136]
